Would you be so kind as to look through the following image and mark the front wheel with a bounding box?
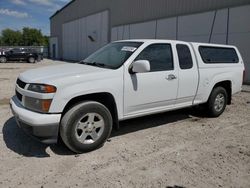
[0,56,7,63]
[60,101,113,153]
[207,87,228,117]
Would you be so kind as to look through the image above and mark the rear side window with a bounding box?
[176,44,193,69]
[199,46,239,64]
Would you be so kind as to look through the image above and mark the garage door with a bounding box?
[63,10,109,61]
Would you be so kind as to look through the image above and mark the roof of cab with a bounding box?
[114,39,237,48]
[114,39,185,43]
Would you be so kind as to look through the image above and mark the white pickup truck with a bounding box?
[10,40,245,153]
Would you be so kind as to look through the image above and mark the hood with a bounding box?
[19,63,112,84]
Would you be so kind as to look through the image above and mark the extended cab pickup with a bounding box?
[10,40,245,153]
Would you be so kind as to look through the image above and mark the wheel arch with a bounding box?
[27,55,36,59]
[62,92,119,129]
[211,80,232,104]
[0,55,7,60]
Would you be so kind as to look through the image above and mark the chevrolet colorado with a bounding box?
[10,40,245,153]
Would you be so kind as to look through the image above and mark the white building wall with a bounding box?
[156,17,177,39]
[111,5,250,82]
[130,21,157,39]
[228,5,250,83]
[78,17,87,60]
[210,9,228,44]
[62,10,109,61]
[111,27,118,41]
[62,19,79,61]
[178,11,214,42]
[49,37,58,59]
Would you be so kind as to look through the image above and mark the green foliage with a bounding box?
[0,27,49,46]
[1,29,23,46]
[43,35,49,46]
[22,27,43,46]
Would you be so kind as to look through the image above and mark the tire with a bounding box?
[60,101,113,153]
[28,57,35,63]
[0,56,7,63]
[207,87,228,117]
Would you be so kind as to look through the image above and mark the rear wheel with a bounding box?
[0,56,7,63]
[60,101,113,153]
[207,87,228,117]
[28,56,35,63]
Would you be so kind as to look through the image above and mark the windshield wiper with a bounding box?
[79,61,112,69]
[92,62,106,67]
[79,61,91,65]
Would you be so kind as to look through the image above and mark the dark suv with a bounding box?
[0,48,43,63]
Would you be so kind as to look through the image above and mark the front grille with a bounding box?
[16,90,22,102]
[16,78,26,89]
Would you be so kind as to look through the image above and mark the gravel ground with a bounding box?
[0,59,250,188]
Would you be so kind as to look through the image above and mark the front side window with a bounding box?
[83,42,143,69]
[199,46,239,64]
[135,43,173,72]
[176,44,193,69]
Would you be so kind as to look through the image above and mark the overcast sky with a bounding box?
[0,0,71,36]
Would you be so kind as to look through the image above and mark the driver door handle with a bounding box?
[166,74,177,80]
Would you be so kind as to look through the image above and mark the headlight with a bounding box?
[28,84,57,93]
[25,96,52,113]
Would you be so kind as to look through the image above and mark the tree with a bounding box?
[0,27,49,46]
[1,29,23,46]
[22,27,45,46]
[43,35,49,46]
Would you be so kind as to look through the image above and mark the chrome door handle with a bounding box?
[166,74,177,80]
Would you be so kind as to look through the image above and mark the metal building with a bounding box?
[50,0,250,83]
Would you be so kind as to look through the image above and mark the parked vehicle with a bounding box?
[10,40,245,153]
[0,48,43,63]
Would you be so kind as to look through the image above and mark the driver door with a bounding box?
[123,43,178,118]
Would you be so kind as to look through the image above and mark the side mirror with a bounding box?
[130,60,150,74]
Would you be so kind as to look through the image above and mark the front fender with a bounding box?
[49,77,123,119]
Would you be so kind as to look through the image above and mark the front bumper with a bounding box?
[10,96,61,144]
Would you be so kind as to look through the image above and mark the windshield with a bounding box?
[82,42,143,69]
